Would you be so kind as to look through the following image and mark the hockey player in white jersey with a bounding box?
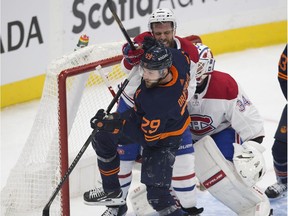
[188,43,272,215]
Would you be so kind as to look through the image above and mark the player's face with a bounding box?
[151,22,174,48]
[142,68,166,88]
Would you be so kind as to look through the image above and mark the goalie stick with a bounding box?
[42,12,137,216]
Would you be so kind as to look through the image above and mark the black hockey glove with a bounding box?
[90,109,124,134]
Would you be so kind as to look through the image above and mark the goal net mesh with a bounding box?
[1,41,127,216]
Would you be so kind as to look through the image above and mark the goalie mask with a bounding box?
[140,44,172,88]
[148,8,177,32]
[195,43,215,84]
[233,142,266,187]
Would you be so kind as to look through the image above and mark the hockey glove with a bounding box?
[90,109,124,134]
[233,141,266,187]
[122,42,144,66]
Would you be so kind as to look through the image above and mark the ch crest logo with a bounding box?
[190,115,215,135]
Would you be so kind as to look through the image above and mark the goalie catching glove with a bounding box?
[233,141,266,187]
[90,109,125,134]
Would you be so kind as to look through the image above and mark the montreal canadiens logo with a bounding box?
[190,115,215,135]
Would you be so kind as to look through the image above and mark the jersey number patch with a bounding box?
[141,117,161,134]
[236,95,251,112]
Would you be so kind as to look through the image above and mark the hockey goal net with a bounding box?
[1,41,126,216]
[1,35,199,216]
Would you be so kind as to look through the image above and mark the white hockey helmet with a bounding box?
[233,142,266,187]
[148,8,177,32]
[195,43,215,84]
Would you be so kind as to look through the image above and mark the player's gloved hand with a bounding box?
[90,109,124,134]
[233,141,266,187]
[233,141,265,159]
[122,42,144,66]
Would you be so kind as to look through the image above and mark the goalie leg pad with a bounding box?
[194,136,271,216]
[129,185,182,216]
[129,184,158,216]
[130,184,179,214]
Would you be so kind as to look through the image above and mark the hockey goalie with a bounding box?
[188,43,272,216]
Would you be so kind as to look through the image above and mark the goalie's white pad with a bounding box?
[233,141,266,187]
[128,184,158,216]
[128,184,181,216]
[194,136,271,216]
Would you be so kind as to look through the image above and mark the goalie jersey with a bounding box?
[123,48,191,147]
[188,71,265,142]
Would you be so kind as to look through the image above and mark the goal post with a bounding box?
[58,55,123,216]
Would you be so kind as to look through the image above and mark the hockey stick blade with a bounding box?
[106,0,135,50]
[42,66,137,216]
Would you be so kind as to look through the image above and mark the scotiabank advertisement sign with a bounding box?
[1,0,49,84]
[63,0,285,51]
[1,0,286,85]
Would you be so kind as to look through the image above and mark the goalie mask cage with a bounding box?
[1,35,198,216]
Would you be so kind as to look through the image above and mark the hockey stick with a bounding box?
[96,65,117,98]
[107,0,135,50]
[42,11,136,216]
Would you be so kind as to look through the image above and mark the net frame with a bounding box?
[1,41,126,216]
[58,55,122,215]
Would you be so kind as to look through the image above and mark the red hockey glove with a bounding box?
[90,109,125,134]
[122,42,144,66]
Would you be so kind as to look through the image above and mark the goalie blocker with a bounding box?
[194,136,272,216]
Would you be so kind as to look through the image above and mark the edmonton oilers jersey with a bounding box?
[133,48,191,146]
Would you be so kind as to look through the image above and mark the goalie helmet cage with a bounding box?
[1,35,198,216]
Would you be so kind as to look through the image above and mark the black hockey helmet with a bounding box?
[140,43,172,71]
